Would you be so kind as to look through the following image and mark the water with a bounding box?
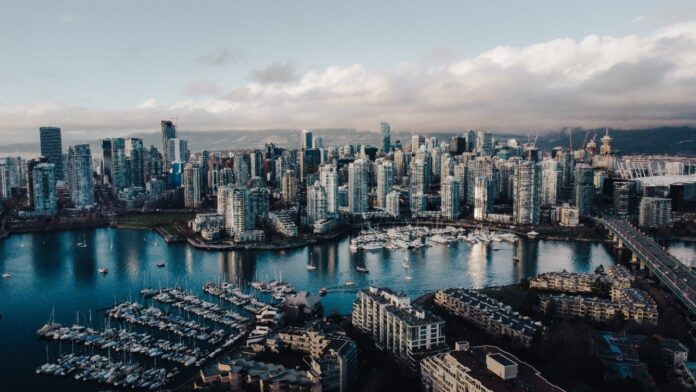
[0,227,667,391]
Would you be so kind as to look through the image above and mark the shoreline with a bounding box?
[3,217,695,249]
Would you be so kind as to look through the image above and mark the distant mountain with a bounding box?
[0,126,693,156]
[535,126,696,156]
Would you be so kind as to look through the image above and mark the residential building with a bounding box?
[639,197,672,229]
[348,159,368,214]
[474,176,494,221]
[541,158,562,206]
[33,163,57,215]
[352,286,447,373]
[435,289,541,347]
[375,159,393,208]
[183,162,202,208]
[67,144,94,207]
[268,210,298,237]
[319,164,338,214]
[513,161,541,225]
[281,170,298,203]
[440,176,460,220]
[421,342,565,392]
[539,289,658,325]
[270,324,358,392]
[307,181,328,224]
[575,163,594,216]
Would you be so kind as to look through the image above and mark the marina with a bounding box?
[348,225,518,252]
[36,353,169,390]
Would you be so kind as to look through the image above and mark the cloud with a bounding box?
[137,97,156,109]
[182,80,222,97]
[196,48,246,66]
[3,22,696,141]
[249,61,300,84]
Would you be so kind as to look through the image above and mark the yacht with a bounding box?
[306,264,317,271]
[356,266,369,273]
[405,275,413,281]
[319,288,327,296]
[402,262,410,269]
[344,281,355,287]
[98,268,109,275]
[527,231,539,239]
[2,272,11,278]
[156,262,165,268]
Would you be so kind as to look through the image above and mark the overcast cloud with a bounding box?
[2,22,696,141]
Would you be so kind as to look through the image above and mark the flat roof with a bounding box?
[488,352,516,367]
[448,346,565,392]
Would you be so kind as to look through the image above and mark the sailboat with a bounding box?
[306,253,317,270]
[77,233,87,248]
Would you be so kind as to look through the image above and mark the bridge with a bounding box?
[595,215,696,317]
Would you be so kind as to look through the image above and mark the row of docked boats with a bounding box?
[203,282,273,314]
[36,353,170,390]
[36,322,205,367]
[107,301,229,344]
[153,288,249,328]
[349,225,518,251]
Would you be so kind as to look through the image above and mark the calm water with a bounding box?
[1,228,689,391]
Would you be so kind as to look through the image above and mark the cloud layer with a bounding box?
[2,22,696,141]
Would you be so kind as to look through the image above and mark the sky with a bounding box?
[1,0,696,143]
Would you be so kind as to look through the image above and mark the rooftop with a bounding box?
[447,345,565,392]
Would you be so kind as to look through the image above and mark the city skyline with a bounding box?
[2,1,696,142]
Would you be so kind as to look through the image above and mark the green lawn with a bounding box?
[118,212,194,228]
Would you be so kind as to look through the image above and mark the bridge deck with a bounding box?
[596,216,696,316]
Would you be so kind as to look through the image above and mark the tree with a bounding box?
[639,336,667,381]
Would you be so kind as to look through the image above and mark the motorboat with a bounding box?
[356,266,369,273]
[156,262,165,268]
[344,281,355,287]
[2,272,11,278]
[319,288,327,296]
[98,268,109,275]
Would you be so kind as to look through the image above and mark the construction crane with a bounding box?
[581,130,590,149]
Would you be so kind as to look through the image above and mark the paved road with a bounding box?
[596,216,696,316]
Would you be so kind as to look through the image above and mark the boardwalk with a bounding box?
[595,215,696,316]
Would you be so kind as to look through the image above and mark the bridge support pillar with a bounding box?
[639,260,645,271]
[630,253,638,264]
[617,238,624,249]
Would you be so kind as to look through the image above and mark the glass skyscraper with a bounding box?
[39,127,64,181]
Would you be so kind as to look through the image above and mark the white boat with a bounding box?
[402,263,410,269]
[98,268,109,274]
[306,265,317,270]
[356,266,369,273]
[2,272,11,278]
[344,281,355,287]
[405,275,412,281]
[527,231,539,239]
